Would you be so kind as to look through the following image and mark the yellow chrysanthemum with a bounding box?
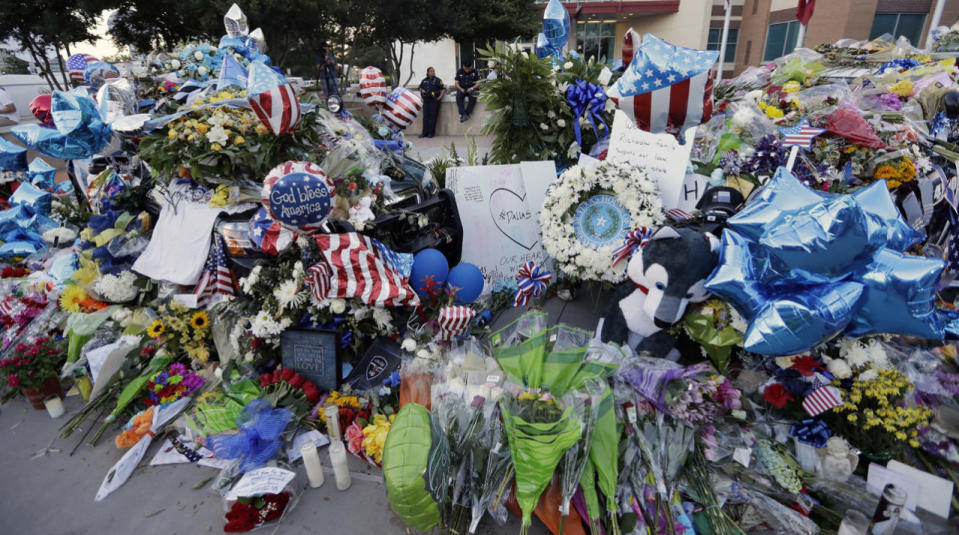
[255,124,269,135]
[361,414,395,464]
[765,106,784,119]
[146,320,166,338]
[191,311,210,330]
[195,123,210,134]
[211,143,223,152]
[59,285,88,313]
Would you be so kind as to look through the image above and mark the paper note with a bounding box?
[866,462,921,512]
[888,460,954,518]
[286,430,330,462]
[226,467,297,500]
[607,110,698,210]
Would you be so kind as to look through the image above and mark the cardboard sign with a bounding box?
[607,110,701,211]
[280,328,339,391]
[448,162,557,293]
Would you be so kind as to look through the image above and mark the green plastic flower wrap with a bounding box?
[383,402,441,531]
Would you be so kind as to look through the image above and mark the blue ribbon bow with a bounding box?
[565,79,608,149]
[790,418,831,448]
[513,262,552,307]
[207,399,292,473]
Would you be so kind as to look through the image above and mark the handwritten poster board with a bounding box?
[607,110,704,212]
[281,329,339,391]
[448,162,557,294]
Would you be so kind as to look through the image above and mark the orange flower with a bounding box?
[114,408,154,448]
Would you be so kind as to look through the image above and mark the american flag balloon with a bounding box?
[83,61,120,91]
[193,235,235,308]
[608,34,718,140]
[359,66,388,109]
[437,305,476,340]
[261,161,335,235]
[382,87,423,130]
[622,28,641,67]
[306,233,420,307]
[67,53,98,84]
[247,62,301,135]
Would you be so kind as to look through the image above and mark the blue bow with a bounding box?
[565,79,608,149]
[207,399,292,473]
[790,418,831,448]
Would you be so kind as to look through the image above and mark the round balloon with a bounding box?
[261,161,336,235]
[446,263,484,304]
[410,249,449,297]
[382,88,423,130]
[84,61,120,91]
[359,66,388,109]
[29,94,54,127]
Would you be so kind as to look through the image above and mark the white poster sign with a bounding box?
[226,467,297,500]
[607,110,701,211]
[448,162,557,293]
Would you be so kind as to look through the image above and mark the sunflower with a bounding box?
[191,311,210,330]
[147,320,166,338]
[59,285,88,313]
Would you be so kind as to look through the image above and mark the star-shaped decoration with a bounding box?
[779,117,827,151]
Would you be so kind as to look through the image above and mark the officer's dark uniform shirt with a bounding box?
[455,68,479,92]
[419,76,445,100]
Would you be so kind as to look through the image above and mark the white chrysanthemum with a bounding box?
[330,298,346,314]
[401,338,417,352]
[373,307,392,330]
[865,339,890,369]
[839,339,870,369]
[206,125,229,145]
[858,368,878,382]
[273,280,306,310]
[826,357,852,379]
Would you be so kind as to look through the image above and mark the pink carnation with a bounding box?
[344,421,364,455]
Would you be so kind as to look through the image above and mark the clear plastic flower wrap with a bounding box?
[320,135,386,181]
[220,463,303,532]
[712,474,820,535]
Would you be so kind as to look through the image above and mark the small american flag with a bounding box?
[306,233,419,307]
[370,238,413,279]
[622,28,641,66]
[67,53,98,83]
[247,62,301,135]
[666,208,693,221]
[802,385,843,416]
[609,34,717,138]
[779,118,827,151]
[193,235,235,308]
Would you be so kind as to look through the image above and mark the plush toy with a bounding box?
[597,226,718,360]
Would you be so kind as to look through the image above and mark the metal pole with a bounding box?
[716,1,733,86]
[796,22,807,50]
[927,0,948,50]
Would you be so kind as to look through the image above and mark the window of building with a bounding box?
[870,13,927,45]
[576,21,616,64]
[707,28,739,63]
[763,20,800,61]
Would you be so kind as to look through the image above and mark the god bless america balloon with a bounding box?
[261,161,336,234]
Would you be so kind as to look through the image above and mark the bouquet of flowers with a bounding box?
[143,362,205,406]
[147,301,213,363]
[224,491,292,533]
[258,368,321,414]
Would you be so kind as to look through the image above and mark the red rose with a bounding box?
[250,337,263,350]
[790,356,823,377]
[279,368,294,382]
[258,373,272,387]
[224,519,255,532]
[7,374,18,387]
[762,383,795,409]
[288,373,304,389]
[338,407,357,428]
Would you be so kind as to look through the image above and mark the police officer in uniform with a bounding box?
[454,61,480,123]
[418,67,445,138]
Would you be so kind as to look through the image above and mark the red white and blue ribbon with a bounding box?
[513,262,552,307]
[611,226,652,267]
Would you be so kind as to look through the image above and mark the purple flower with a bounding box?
[714,378,742,411]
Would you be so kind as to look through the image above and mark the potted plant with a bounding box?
[0,335,67,409]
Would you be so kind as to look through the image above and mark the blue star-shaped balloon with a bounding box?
[705,167,944,355]
[779,118,827,151]
[542,0,569,52]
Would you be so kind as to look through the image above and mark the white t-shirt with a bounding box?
[0,89,18,123]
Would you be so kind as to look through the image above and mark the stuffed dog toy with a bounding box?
[597,226,719,360]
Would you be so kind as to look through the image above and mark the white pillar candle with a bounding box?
[300,442,325,488]
[324,402,341,441]
[328,440,352,491]
[44,395,64,419]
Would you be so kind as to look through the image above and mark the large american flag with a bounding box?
[305,233,419,307]
[609,34,718,138]
[247,62,301,135]
[779,118,827,151]
[67,53,98,83]
[193,235,235,308]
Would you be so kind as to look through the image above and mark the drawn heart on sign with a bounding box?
[489,188,537,250]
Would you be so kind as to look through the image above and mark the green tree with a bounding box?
[0,53,30,75]
[0,0,107,90]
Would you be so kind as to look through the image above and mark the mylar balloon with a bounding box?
[535,33,552,60]
[247,62,301,135]
[382,88,423,130]
[542,0,570,52]
[360,66,388,109]
[261,161,336,235]
[249,28,267,53]
[11,90,112,160]
[27,158,56,190]
[223,3,249,38]
[29,94,54,127]
[96,78,137,124]
[83,61,120,91]
[0,137,27,172]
